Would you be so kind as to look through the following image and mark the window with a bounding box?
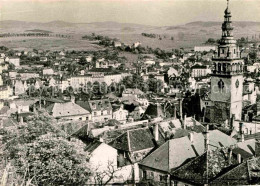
[150,172,154,178]
[143,171,147,179]
[159,175,163,182]
[222,49,225,54]
[94,112,97,116]
[234,49,236,54]
[101,111,103,116]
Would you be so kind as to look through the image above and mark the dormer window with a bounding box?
[92,103,96,109]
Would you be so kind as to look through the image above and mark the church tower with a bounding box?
[210,0,244,125]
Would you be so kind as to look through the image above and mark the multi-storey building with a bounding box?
[209,1,244,125]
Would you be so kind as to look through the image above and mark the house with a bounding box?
[171,147,239,186]
[142,103,165,119]
[96,60,108,68]
[0,85,12,100]
[139,130,237,185]
[40,57,48,62]
[190,64,211,77]
[211,152,260,185]
[8,57,20,67]
[112,105,128,124]
[133,42,141,48]
[201,52,214,61]
[167,67,179,77]
[0,63,8,74]
[200,92,212,111]
[243,78,257,105]
[122,88,144,98]
[14,80,26,96]
[109,125,166,182]
[85,141,135,184]
[113,41,122,48]
[46,101,91,121]
[77,99,113,122]
[42,68,54,75]
[194,46,216,52]
[129,106,145,121]
[9,99,37,114]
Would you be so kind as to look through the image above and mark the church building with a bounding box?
[208,0,244,126]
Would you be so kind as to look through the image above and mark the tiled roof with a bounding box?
[172,148,239,185]
[139,130,237,173]
[143,103,164,119]
[109,127,165,153]
[46,102,90,118]
[211,156,260,185]
[87,99,112,112]
[85,141,102,154]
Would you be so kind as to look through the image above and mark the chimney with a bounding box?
[255,142,260,157]
[20,116,23,124]
[99,137,104,143]
[183,114,187,129]
[230,114,235,129]
[204,125,209,152]
[237,153,241,163]
[241,132,245,142]
[71,95,75,103]
[229,148,233,165]
[179,99,183,120]
[224,119,228,128]
[189,132,194,143]
[154,123,159,141]
[239,122,244,135]
[173,105,177,119]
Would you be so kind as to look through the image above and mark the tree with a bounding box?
[0,114,92,185]
[20,134,90,185]
[249,51,257,61]
[147,78,164,93]
[79,56,87,65]
[206,38,216,44]
[120,74,144,90]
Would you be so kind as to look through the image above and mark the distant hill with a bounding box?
[25,29,52,33]
[184,21,260,28]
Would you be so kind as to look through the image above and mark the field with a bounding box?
[0,20,259,51]
[0,37,103,51]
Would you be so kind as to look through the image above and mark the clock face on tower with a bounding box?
[235,79,239,88]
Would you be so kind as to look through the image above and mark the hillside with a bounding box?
[0,20,259,50]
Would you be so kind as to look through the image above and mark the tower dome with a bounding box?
[224,7,231,15]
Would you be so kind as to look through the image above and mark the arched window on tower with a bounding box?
[223,63,226,73]
[218,63,221,73]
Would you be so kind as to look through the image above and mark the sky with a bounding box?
[0,0,259,26]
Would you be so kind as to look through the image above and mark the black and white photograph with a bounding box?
[0,0,260,185]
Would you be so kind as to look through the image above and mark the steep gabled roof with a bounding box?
[172,148,239,185]
[109,127,165,153]
[211,156,260,185]
[46,102,90,118]
[139,130,237,173]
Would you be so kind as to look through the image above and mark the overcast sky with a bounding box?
[0,0,259,26]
